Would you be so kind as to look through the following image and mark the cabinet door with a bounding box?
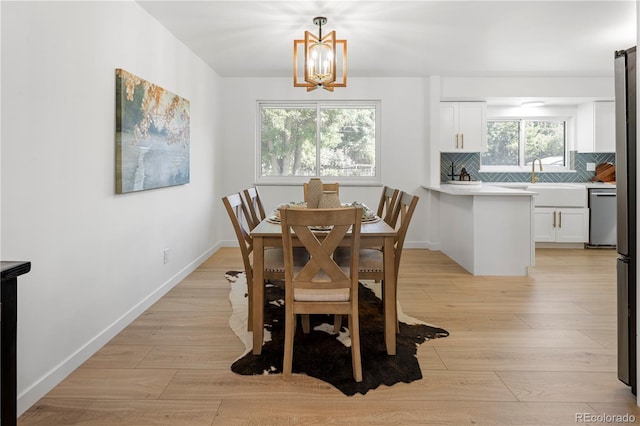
[576,102,595,152]
[577,101,615,153]
[533,208,556,242]
[555,208,589,243]
[439,103,458,152]
[594,101,615,153]
[457,103,487,152]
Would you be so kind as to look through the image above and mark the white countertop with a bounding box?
[423,183,536,196]
[424,181,615,196]
[482,181,616,189]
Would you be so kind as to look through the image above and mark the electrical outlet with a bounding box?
[586,162,596,171]
[163,248,170,264]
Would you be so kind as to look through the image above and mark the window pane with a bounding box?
[260,107,316,176]
[482,121,519,166]
[319,108,376,177]
[524,121,565,166]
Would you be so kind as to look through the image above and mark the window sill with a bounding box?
[255,177,382,187]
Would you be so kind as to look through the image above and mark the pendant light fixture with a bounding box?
[293,17,347,92]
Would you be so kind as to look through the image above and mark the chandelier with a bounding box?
[293,17,347,92]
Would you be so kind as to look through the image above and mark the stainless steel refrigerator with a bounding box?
[615,46,637,394]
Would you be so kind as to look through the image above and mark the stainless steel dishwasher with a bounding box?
[588,187,617,247]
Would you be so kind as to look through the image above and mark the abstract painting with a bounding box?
[115,69,190,193]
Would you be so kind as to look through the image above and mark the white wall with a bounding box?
[1,1,221,414]
[219,77,429,247]
[441,76,614,100]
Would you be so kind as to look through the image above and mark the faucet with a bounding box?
[531,158,543,183]
[449,161,457,181]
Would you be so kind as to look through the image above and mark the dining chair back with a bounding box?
[222,192,290,331]
[336,191,419,331]
[376,186,400,226]
[243,186,266,229]
[280,206,363,382]
[389,192,420,279]
[303,182,339,204]
[222,193,254,269]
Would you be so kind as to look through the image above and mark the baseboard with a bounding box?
[424,241,441,251]
[17,243,220,416]
[403,241,430,249]
[535,242,586,249]
[219,239,242,247]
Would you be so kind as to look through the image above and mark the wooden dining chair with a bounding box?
[336,191,419,331]
[280,206,363,382]
[303,182,339,204]
[243,186,266,229]
[376,186,400,226]
[222,192,307,332]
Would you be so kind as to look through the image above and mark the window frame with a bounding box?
[255,100,382,185]
[480,116,571,173]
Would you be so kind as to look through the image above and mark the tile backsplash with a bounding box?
[440,152,616,183]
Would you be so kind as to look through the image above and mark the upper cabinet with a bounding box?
[576,101,615,153]
[439,102,487,152]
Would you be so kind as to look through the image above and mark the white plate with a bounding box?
[344,202,376,220]
[362,216,381,224]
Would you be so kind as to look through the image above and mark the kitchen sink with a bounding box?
[526,183,587,207]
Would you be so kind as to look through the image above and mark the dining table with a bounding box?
[250,212,398,356]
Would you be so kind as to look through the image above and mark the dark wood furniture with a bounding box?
[1,261,31,426]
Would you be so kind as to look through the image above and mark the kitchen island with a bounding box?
[423,183,536,276]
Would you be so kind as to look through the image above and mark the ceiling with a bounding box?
[137,0,636,80]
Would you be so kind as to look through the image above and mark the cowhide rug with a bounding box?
[225,271,449,396]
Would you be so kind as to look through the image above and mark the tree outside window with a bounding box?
[524,121,566,166]
[482,119,566,168]
[261,107,317,176]
[259,102,379,180]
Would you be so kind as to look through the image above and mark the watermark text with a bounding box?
[576,412,636,423]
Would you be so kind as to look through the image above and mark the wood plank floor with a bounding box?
[18,247,640,425]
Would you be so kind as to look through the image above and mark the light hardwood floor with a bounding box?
[18,247,640,425]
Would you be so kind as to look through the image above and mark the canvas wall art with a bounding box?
[115,69,190,193]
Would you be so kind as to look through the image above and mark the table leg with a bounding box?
[252,236,265,355]
[383,235,396,355]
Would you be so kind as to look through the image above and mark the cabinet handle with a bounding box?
[552,211,556,228]
[461,134,464,149]
[455,134,459,149]
[558,211,562,228]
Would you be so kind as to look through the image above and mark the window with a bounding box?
[257,101,380,183]
[482,118,567,170]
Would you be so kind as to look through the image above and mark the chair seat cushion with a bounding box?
[263,247,309,272]
[263,248,286,272]
[294,287,350,302]
[290,266,352,302]
[335,248,383,273]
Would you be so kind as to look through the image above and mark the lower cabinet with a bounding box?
[534,208,589,243]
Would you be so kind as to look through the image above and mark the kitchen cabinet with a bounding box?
[440,102,487,152]
[577,101,615,153]
[534,207,589,243]
[529,183,589,243]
